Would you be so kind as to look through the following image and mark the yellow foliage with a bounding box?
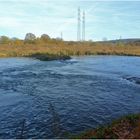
[0,40,140,58]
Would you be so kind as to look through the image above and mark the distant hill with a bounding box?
[98,38,140,44]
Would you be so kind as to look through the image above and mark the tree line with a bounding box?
[0,33,63,44]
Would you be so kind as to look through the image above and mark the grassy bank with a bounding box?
[0,39,140,59]
[71,114,140,139]
[28,53,71,61]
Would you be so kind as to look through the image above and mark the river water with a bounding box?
[0,56,140,138]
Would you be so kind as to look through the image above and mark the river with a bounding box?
[0,56,140,138]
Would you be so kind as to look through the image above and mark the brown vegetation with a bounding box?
[72,114,140,139]
[0,37,140,58]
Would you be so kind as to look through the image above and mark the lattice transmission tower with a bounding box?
[77,8,85,41]
[82,11,85,41]
[77,7,81,41]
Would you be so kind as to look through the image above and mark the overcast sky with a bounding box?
[0,0,140,41]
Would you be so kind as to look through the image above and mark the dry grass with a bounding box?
[0,40,140,58]
[72,114,140,139]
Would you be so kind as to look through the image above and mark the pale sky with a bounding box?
[0,0,140,41]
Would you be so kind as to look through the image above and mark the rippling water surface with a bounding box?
[0,56,140,138]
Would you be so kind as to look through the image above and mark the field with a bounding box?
[0,38,140,58]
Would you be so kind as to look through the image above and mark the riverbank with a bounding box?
[0,40,140,59]
[71,114,140,139]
